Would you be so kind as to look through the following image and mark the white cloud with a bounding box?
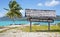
[37,3,43,6]
[20,10,25,17]
[0,12,5,17]
[20,10,24,12]
[45,0,60,6]
[37,0,60,7]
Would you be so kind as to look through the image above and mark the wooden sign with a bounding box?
[25,9,56,18]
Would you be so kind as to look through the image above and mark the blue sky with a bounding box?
[0,0,60,17]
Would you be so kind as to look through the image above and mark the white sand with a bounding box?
[0,25,60,37]
[0,31,60,37]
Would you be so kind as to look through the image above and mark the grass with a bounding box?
[0,25,60,33]
[0,29,9,33]
[20,25,60,32]
[0,27,19,33]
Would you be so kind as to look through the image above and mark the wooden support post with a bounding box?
[30,20,32,32]
[48,22,50,31]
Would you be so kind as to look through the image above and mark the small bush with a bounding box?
[57,23,60,27]
[33,23,39,25]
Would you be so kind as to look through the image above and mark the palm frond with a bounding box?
[4,8,9,11]
[5,0,22,20]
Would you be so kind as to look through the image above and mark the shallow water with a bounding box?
[0,20,60,26]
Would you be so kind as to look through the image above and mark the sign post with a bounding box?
[25,9,56,31]
[30,20,32,32]
[48,22,50,31]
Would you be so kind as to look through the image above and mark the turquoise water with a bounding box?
[0,21,29,26]
[0,20,60,26]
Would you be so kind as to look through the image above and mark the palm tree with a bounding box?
[4,0,22,25]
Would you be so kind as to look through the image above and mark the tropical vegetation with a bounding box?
[4,0,22,24]
[57,23,60,27]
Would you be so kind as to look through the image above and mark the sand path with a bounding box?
[0,29,60,37]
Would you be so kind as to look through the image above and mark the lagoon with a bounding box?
[0,20,60,26]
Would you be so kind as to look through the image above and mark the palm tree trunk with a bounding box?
[13,18,15,25]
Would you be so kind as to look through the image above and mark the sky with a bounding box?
[0,0,60,17]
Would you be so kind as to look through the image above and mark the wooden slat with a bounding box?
[30,19,54,22]
[25,9,56,18]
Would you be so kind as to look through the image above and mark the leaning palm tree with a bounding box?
[4,0,22,25]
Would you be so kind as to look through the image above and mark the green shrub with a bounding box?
[33,23,39,25]
[57,23,60,27]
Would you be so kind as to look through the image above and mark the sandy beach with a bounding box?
[0,30,60,37]
[0,25,60,37]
